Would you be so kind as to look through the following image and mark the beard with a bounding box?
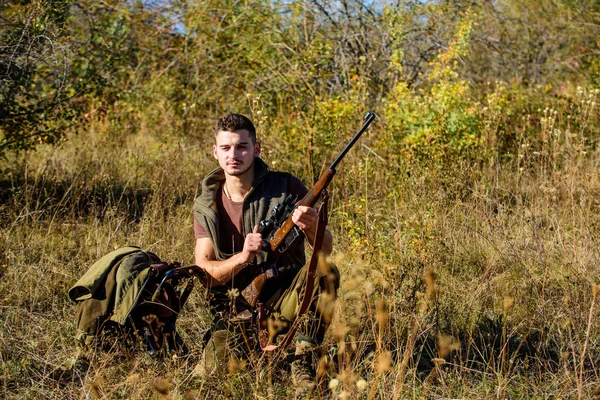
[226,158,254,176]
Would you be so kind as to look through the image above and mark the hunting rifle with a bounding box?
[241,112,376,307]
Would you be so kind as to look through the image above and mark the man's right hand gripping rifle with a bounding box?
[240,225,263,266]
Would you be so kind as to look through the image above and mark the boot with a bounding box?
[291,336,317,398]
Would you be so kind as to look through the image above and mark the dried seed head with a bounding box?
[317,292,336,323]
[437,334,460,358]
[317,355,330,380]
[227,288,240,300]
[337,369,356,387]
[318,255,333,275]
[151,378,172,395]
[424,269,438,300]
[338,340,347,355]
[356,378,368,391]
[267,316,287,340]
[592,284,600,297]
[183,391,198,400]
[89,376,106,398]
[424,269,436,287]
[328,378,340,390]
[227,356,246,375]
[376,351,393,374]
[376,298,389,330]
[349,335,358,352]
[333,323,346,343]
[432,358,446,367]
[503,297,514,313]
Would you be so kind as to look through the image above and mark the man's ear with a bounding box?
[254,142,261,157]
[213,144,218,159]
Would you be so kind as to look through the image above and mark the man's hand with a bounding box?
[240,225,263,264]
[292,206,318,232]
[292,205,333,255]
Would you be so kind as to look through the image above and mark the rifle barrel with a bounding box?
[328,112,376,171]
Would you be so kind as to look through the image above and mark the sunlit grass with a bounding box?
[1,92,599,399]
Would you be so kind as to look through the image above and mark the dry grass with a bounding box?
[1,100,600,399]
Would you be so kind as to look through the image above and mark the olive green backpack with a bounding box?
[69,246,205,355]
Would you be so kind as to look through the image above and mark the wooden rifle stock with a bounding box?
[241,112,376,307]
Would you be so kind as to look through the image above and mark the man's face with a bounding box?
[213,129,261,177]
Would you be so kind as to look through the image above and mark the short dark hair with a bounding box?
[214,114,256,142]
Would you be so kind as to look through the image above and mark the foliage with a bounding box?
[0,1,76,151]
[1,0,600,398]
[381,8,481,166]
[2,0,598,155]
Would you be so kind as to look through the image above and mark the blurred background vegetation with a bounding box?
[1,0,600,398]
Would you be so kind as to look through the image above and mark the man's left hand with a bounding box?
[292,206,317,232]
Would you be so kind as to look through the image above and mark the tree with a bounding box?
[0,1,77,152]
[0,0,183,153]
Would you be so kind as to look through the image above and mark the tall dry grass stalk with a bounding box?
[576,284,599,400]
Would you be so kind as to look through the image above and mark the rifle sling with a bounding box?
[259,192,330,352]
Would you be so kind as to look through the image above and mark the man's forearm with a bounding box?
[198,252,249,287]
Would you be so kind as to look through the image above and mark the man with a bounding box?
[193,113,338,389]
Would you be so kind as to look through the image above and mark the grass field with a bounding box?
[1,99,600,399]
